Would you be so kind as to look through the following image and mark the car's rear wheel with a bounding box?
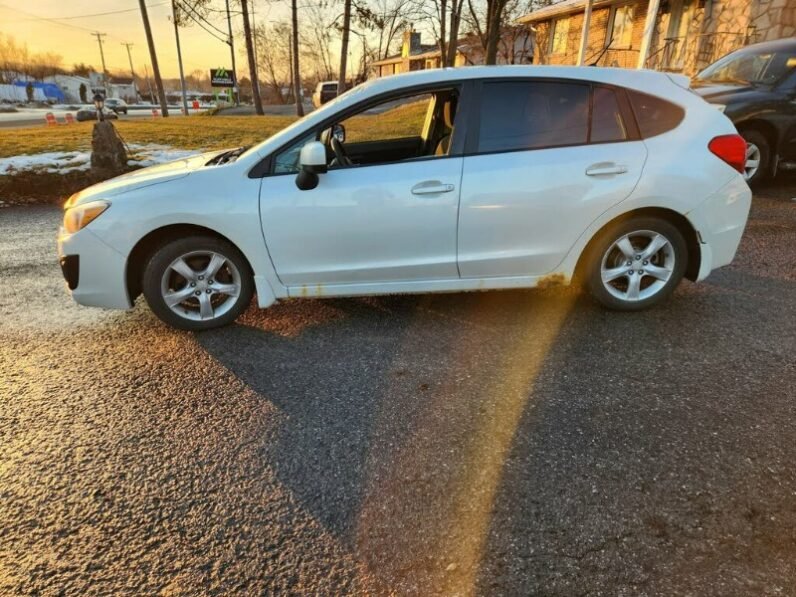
[584,217,687,311]
[142,236,253,331]
[739,128,769,185]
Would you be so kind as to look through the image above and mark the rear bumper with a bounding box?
[686,175,752,281]
[56,226,132,310]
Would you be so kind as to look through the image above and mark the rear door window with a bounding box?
[477,81,590,152]
[627,90,684,138]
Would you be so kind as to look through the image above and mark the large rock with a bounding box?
[90,120,127,175]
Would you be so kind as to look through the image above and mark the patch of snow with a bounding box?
[0,143,202,175]
[127,143,201,167]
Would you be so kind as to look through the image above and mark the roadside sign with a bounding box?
[210,67,235,88]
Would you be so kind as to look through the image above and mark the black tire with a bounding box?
[738,128,769,186]
[584,217,687,311]
[142,235,254,331]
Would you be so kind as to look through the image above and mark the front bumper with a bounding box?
[57,226,132,310]
[686,175,752,281]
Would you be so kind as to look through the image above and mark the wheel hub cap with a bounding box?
[600,230,675,302]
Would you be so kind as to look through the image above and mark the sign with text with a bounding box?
[210,68,235,88]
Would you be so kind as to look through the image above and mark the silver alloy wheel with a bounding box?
[160,250,242,321]
[744,141,761,181]
[600,230,675,302]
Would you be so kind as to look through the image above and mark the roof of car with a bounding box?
[358,65,687,96]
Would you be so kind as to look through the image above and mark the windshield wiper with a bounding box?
[205,146,250,166]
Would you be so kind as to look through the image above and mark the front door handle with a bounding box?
[411,181,455,195]
[585,163,628,177]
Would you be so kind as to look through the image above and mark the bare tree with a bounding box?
[338,0,352,94]
[355,0,418,60]
[240,0,264,113]
[256,22,291,104]
[291,0,304,116]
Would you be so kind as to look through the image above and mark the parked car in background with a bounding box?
[312,81,339,108]
[104,98,128,115]
[75,106,119,122]
[58,66,751,330]
[693,38,796,185]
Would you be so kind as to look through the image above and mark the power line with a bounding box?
[2,3,168,22]
[173,0,229,38]
[172,0,230,45]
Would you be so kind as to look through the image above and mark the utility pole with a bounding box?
[240,0,263,114]
[225,0,240,106]
[138,0,169,116]
[91,32,108,96]
[121,43,139,103]
[170,1,189,114]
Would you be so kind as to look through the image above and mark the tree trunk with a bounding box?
[446,0,463,66]
[240,0,264,115]
[338,0,351,95]
[291,0,304,117]
[138,0,169,116]
[484,0,504,65]
[438,0,447,66]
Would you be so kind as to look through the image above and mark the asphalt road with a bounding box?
[1,186,794,595]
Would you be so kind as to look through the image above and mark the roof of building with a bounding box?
[518,0,622,23]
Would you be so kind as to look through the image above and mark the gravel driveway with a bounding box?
[1,186,794,595]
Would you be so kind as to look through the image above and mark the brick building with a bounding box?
[519,0,796,75]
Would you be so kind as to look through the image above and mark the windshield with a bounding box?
[696,48,796,85]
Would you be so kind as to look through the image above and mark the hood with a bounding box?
[691,80,767,103]
[69,149,223,206]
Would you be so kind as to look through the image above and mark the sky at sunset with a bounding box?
[0,0,285,79]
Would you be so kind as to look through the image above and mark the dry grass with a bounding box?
[0,101,430,159]
[0,115,296,159]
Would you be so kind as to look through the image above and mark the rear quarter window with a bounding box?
[627,90,684,138]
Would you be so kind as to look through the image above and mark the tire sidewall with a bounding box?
[585,217,687,311]
[142,236,253,331]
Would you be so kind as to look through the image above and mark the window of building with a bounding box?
[608,5,635,48]
[477,81,590,153]
[550,17,570,55]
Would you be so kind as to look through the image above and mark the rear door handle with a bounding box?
[585,163,628,176]
[411,181,455,195]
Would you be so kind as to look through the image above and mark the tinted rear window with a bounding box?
[591,87,628,143]
[478,81,590,152]
[323,84,337,92]
[627,90,684,138]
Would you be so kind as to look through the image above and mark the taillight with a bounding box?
[708,134,747,174]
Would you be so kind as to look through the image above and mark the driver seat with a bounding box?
[434,97,457,156]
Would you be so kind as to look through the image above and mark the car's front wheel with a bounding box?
[142,236,254,331]
[584,217,687,311]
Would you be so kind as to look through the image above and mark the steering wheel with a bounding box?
[330,136,353,167]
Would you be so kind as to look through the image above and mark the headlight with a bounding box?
[63,200,109,233]
[712,103,726,113]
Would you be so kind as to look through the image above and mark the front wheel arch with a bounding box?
[126,224,254,304]
[574,207,701,284]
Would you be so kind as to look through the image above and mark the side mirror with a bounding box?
[295,141,327,190]
[332,123,346,143]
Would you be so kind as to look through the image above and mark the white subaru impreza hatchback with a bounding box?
[58,66,752,330]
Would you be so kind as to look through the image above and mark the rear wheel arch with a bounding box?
[575,207,701,283]
[126,224,254,304]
